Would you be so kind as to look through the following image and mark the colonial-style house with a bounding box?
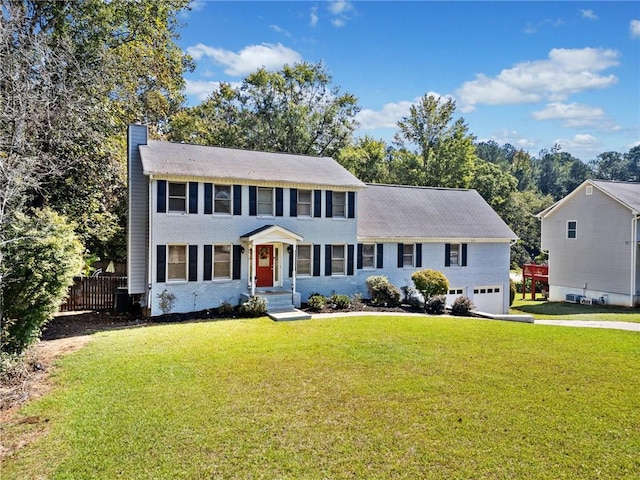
[127,124,517,317]
[538,179,640,307]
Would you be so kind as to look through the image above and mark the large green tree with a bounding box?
[1,0,193,261]
[336,136,390,183]
[394,94,476,188]
[169,63,360,158]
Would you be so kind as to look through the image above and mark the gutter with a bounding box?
[147,174,154,314]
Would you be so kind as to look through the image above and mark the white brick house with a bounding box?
[127,124,517,316]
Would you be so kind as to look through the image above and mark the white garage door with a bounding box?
[472,286,503,314]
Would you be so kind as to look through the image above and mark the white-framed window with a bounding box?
[258,187,274,216]
[333,191,346,218]
[449,244,461,266]
[214,185,232,214]
[448,288,464,295]
[296,244,312,276]
[297,189,312,217]
[332,244,346,275]
[403,243,414,267]
[586,185,593,195]
[168,244,187,281]
[567,221,577,239]
[213,244,232,279]
[362,243,376,269]
[168,182,187,212]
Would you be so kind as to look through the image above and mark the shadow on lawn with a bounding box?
[513,301,639,318]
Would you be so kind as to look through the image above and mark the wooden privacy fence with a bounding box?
[60,276,127,312]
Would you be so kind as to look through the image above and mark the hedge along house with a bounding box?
[127,124,517,317]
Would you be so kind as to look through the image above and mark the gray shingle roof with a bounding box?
[591,180,640,212]
[139,140,365,189]
[357,184,517,241]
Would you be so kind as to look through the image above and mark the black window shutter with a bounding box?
[157,180,166,213]
[445,244,451,267]
[188,245,198,281]
[275,187,284,216]
[232,245,242,280]
[376,243,384,269]
[249,186,257,216]
[203,245,212,281]
[325,245,332,276]
[462,243,468,266]
[326,191,333,218]
[313,190,322,217]
[313,245,321,276]
[348,191,355,218]
[204,183,213,214]
[416,243,422,268]
[290,188,298,217]
[233,185,242,215]
[357,243,363,269]
[189,182,198,214]
[397,243,404,268]
[347,244,355,275]
[288,246,294,277]
[157,245,166,283]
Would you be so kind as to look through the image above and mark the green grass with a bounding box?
[5,316,640,479]
[511,298,640,322]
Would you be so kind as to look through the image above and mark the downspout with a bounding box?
[147,174,154,314]
[632,214,639,307]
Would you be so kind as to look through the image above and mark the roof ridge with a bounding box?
[366,182,471,192]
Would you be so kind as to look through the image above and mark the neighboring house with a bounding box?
[538,179,640,307]
[127,124,517,316]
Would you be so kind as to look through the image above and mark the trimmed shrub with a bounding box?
[1,208,84,355]
[509,280,516,306]
[451,296,475,317]
[411,269,449,301]
[365,275,401,307]
[424,295,447,315]
[239,296,267,317]
[218,301,235,316]
[329,293,351,310]
[307,294,327,311]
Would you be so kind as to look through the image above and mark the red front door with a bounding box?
[256,245,274,287]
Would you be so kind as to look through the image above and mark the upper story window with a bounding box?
[296,245,312,276]
[333,192,346,218]
[214,185,232,214]
[567,221,577,239]
[258,187,274,216]
[297,189,312,217]
[362,244,376,269]
[449,244,460,266]
[403,243,414,267]
[168,182,187,212]
[168,245,187,281]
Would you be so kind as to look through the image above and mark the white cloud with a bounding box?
[555,133,601,153]
[524,18,564,34]
[357,100,416,129]
[579,9,598,20]
[185,80,243,103]
[269,25,291,37]
[356,92,449,129]
[310,7,318,27]
[631,19,640,38]
[484,130,537,149]
[532,102,604,126]
[186,43,302,77]
[456,48,619,112]
[328,0,354,27]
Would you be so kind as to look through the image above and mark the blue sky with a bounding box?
[177,1,640,162]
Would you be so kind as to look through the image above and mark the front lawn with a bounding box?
[511,298,640,322]
[4,316,640,479]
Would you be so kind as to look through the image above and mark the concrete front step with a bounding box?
[268,309,312,321]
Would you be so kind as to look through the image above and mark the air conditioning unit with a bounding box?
[566,294,582,303]
[580,297,593,305]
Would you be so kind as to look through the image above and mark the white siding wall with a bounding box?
[541,184,634,304]
[150,182,358,315]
